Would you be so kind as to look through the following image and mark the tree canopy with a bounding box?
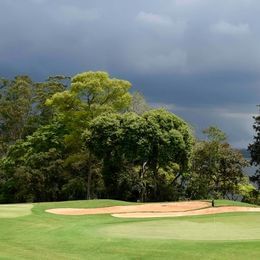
[0,71,256,204]
[84,109,193,201]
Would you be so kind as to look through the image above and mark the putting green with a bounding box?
[101,213,260,241]
[0,203,33,218]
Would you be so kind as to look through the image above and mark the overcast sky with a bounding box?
[1,0,259,148]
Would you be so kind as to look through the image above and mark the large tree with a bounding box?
[45,71,133,199]
[84,109,193,201]
[187,127,248,199]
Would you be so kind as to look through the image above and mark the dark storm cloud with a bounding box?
[0,0,259,147]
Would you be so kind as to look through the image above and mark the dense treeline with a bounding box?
[0,71,259,204]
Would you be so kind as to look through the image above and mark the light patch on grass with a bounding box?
[100,213,260,241]
[0,204,33,218]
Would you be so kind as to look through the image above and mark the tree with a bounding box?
[141,109,193,200]
[237,177,259,204]
[203,126,226,143]
[45,71,133,199]
[32,75,68,125]
[46,71,132,121]
[0,75,67,156]
[62,151,102,200]
[0,122,67,202]
[187,127,248,200]
[0,76,33,154]
[84,109,194,201]
[248,109,260,190]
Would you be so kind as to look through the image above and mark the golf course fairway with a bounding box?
[0,199,260,259]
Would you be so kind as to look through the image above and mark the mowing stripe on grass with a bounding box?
[0,204,33,218]
[100,213,260,241]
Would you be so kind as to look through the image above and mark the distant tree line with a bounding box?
[0,71,259,204]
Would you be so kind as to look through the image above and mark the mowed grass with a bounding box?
[214,199,257,207]
[102,214,260,241]
[0,199,259,259]
[0,204,33,218]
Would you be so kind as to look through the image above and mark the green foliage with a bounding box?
[0,76,33,153]
[203,126,227,143]
[0,75,66,155]
[47,71,132,120]
[84,109,193,201]
[187,127,248,200]
[33,76,67,124]
[0,122,67,202]
[248,113,260,189]
[0,71,253,204]
[0,71,134,202]
[142,109,193,171]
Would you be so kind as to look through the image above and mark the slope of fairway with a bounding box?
[0,204,33,218]
[0,199,260,259]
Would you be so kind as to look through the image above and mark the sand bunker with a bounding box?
[46,201,210,215]
[45,201,260,218]
[112,206,260,218]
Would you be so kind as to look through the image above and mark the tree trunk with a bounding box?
[87,170,92,200]
[140,161,147,202]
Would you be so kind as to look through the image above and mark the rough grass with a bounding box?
[0,199,260,259]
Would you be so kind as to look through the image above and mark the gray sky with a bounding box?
[1,0,259,147]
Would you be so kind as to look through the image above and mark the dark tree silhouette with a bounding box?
[248,106,260,189]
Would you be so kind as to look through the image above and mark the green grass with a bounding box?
[213,199,257,207]
[102,214,260,241]
[0,199,260,259]
[0,204,32,218]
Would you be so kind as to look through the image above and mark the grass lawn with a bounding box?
[0,204,33,218]
[213,199,258,207]
[0,199,260,259]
